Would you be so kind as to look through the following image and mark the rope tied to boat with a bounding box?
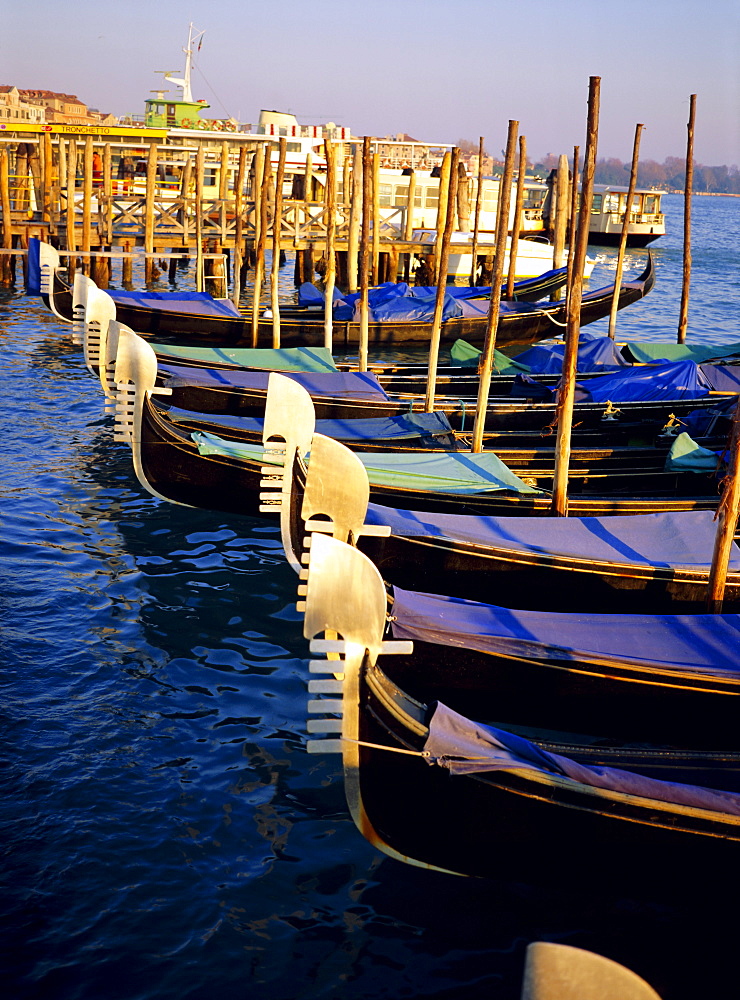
[339,738,507,768]
[339,736,430,758]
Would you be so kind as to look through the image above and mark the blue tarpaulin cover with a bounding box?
[682,396,737,437]
[297,271,564,314]
[390,586,740,676]
[365,505,739,568]
[27,236,41,294]
[165,406,454,441]
[26,236,239,315]
[699,364,740,393]
[358,291,464,323]
[160,365,391,401]
[514,332,628,374]
[424,702,740,815]
[569,359,711,403]
[107,289,241,317]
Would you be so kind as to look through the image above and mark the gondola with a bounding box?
[111,335,728,524]
[300,533,740,890]
[35,237,654,350]
[152,356,732,436]
[74,256,736,454]
[288,428,740,613]
[519,943,663,1000]
[80,282,734,443]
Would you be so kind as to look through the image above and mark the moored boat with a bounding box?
[300,533,740,891]
[588,184,666,247]
[35,239,655,350]
[292,428,740,613]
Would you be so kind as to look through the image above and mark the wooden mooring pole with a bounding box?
[323,138,337,352]
[371,151,380,284]
[249,143,265,344]
[706,396,740,612]
[81,137,93,275]
[403,168,416,281]
[271,137,287,347]
[507,136,527,298]
[551,77,601,516]
[194,146,205,292]
[347,145,361,293]
[231,147,247,305]
[469,136,485,286]
[66,140,77,279]
[41,131,53,228]
[550,152,569,300]
[608,123,643,338]
[0,147,12,286]
[252,144,271,346]
[470,121,519,452]
[677,94,696,345]
[358,137,371,371]
[424,147,460,411]
[566,146,580,306]
[432,152,451,284]
[144,142,158,284]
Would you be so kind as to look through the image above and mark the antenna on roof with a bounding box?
[163,23,205,104]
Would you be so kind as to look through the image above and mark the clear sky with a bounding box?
[2,0,738,166]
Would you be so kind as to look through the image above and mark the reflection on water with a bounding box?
[1,194,739,1000]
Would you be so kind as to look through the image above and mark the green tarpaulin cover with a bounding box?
[623,342,740,364]
[450,339,531,373]
[191,431,541,495]
[664,431,720,472]
[149,344,338,373]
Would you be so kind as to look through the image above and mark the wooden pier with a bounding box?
[0,125,491,292]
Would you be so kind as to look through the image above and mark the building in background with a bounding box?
[17,89,116,127]
[0,86,46,125]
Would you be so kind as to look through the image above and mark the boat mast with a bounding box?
[164,23,205,104]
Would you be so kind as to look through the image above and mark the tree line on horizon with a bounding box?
[455,140,740,194]
[535,153,740,194]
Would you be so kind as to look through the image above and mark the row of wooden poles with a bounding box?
[2,86,735,603]
[290,79,729,611]
[473,83,735,611]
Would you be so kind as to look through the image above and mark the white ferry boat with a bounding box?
[588,184,666,246]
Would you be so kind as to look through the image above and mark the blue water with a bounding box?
[1,195,739,1000]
